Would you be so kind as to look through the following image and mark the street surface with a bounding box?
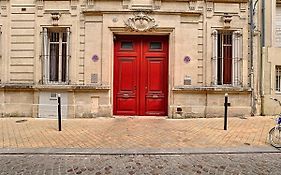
[0,117,274,149]
[1,153,280,175]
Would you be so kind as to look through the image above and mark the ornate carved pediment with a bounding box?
[124,12,158,32]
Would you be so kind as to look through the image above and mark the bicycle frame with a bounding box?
[269,98,281,148]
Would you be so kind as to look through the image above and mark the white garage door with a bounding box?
[38,92,68,118]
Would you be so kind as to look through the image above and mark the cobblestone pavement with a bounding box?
[0,116,275,149]
[0,153,280,175]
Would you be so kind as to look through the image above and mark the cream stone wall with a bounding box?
[1,89,34,117]
[262,47,281,115]
[257,0,281,115]
[0,0,252,118]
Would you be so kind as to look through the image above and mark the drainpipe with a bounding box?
[260,0,265,115]
[261,0,265,47]
[249,0,256,115]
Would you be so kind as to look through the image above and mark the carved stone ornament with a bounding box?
[124,12,158,32]
[222,14,232,29]
[51,12,61,26]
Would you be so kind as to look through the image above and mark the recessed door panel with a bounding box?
[114,36,168,116]
[118,58,137,91]
[147,59,164,91]
[116,98,137,115]
[143,57,167,115]
[115,57,138,115]
[146,98,165,114]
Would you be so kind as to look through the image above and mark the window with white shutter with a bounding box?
[0,27,2,83]
[211,30,242,86]
[276,5,281,47]
[276,66,281,92]
[42,28,70,84]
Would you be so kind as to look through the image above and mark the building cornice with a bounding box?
[163,0,248,2]
[0,0,249,3]
[206,0,248,2]
[82,10,202,16]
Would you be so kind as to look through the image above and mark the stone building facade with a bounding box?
[257,0,281,115]
[0,0,253,118]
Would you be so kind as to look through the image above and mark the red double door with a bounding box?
[114,35,168,116]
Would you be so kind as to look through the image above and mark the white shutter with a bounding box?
[0,28,2,57]
[232,31,242,86]
[276,6,281,47]
[0,28,2,82]
[66,28,70,83]
[43,28,49,84]
[212,30,218,85]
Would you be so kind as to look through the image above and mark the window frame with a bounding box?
[275,4,281,47]
[42,27,70,84]
[276,66,281,92]
[120,41,134,51]
[217,31,233,85]
[149,41,163,51]
[211,29,242,87]
[0,26,2,84]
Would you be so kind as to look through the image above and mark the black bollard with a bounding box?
[58,94,62,131]
[224,93,230,130]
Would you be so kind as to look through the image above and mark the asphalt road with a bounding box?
[1,153,281,175]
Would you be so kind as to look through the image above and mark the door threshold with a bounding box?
[113,115,167,119]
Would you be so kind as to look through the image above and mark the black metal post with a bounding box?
[224,93,229,130]
[58,94,62,131]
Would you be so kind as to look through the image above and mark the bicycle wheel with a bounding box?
[269,127,281,148]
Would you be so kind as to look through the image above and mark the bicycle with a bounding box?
[268,98,281,148]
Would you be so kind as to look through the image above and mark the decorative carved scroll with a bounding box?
[124,12,158,32]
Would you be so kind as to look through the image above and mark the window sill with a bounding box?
[0,84,110,90]
[36,84,110,90]
[0,83,34,89]
[173,85,251,92]
[275,91,281,95]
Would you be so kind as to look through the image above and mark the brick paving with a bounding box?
[0,116,276,149]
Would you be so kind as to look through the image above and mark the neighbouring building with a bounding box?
[0,0,255,118]
[257,0,281,115]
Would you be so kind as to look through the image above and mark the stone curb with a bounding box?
[0,147,280,155]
